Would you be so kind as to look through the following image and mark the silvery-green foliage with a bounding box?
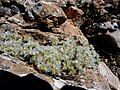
[77,0,92,4]
[0,31,100,76]
[81,0,92,3]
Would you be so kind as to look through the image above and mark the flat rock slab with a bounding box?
[0,56,37,76]
[0,55,56,89]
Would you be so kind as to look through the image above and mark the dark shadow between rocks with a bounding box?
[0,70,53,90]
[1,1,25,13]
[60,85,86,90]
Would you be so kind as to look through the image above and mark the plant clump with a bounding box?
[0,30,100,77]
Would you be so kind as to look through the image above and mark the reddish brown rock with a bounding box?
[52,20,83,36]
[65,6,84,27]
[65,6,84,19]
[31,1,67,29]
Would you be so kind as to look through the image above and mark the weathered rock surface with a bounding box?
[0,55,37,76]
[65,6,84,27]
[89,30,120,66]
[0,55,120,90]
[106,31,120,49]
[73,69,111,90]
[0,56,54,90]
[30,1,67,29]
[77,0,120,79]
[106,31,120,66]
[7,13,38,28]
[52,20,84,36]
[99,62,120,90]
[0,0,120,90]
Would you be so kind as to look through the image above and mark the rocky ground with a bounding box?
[0,0,120,90]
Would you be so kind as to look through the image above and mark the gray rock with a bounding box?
[106,30,120,66]
[106,30,120,48]
[90,30,120,66]
[99,21,119,31]
[10,5,20,15]
[7,13,38,28]
[99,62,120,90]
[0,6,12,17]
